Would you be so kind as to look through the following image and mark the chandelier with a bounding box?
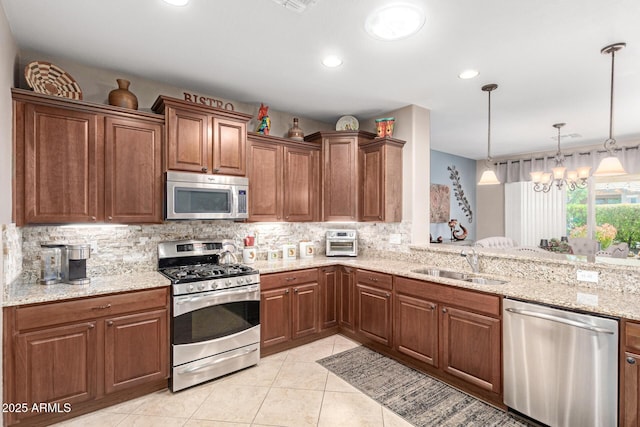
[530,123,591,192]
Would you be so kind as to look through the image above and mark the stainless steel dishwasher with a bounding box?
[503,298,618,427]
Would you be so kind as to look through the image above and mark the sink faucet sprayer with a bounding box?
[461,247,480,273]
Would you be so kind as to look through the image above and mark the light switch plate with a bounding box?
[576,292,599,306]
[576,269,599,283]
[389,234,402,244]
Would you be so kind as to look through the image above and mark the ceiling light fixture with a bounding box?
[458,69,479,80]
[365,3,426,41]
[594,42,627,176]
[530,123,591,193]
[477,84,500,186]
[322,55,343,68]
[163,0,189,6]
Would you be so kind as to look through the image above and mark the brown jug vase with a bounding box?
[108,79,138,110]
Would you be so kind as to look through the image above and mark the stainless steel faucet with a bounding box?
[461,247,480,273]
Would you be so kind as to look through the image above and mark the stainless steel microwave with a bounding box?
[165,171,248,220]
[326,229,358,257]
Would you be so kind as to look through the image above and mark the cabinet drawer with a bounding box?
[261,268,318,290]
[356,269,392,291]
[15,288,169,331]
[395,276,500,317]
[626,321,640,352]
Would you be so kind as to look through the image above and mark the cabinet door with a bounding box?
[212,116,246,176]
[338,267,355,332]
[359,144,384,221]
[104,117,163,223]
[323,136,358,221]
[104,309,169,394]
[248,139,283,221]
[15,322,97,416]
[166,106,209,173]
[292,282,320,340]
[261,288,291,348]
[23,104,101,223]
[320,267,338,330]
[440,306,501,393]
[394,293,438,367]
[283,146,319,221]
[623,352,640,427]
[356,283,392,347]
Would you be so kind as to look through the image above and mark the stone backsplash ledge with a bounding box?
[13,221,411,282]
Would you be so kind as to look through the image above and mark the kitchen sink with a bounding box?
[464,277,508,285]
[410,268,469,280]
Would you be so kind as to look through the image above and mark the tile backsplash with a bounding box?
[14,221,412,282]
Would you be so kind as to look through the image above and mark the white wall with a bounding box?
[0,0,18,413]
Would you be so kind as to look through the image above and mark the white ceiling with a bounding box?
[2,0,640,159]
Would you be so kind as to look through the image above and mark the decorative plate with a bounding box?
[336,115,359,131]
[24,61,83,100]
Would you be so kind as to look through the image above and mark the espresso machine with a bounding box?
[41,244,91,285]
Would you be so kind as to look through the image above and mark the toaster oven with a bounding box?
[326,229,357,257]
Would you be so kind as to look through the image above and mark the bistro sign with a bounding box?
[183,92,235,111]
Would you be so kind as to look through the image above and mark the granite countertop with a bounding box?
[5,256,640,321]
[3,271,171,307]
[254,256,640,321]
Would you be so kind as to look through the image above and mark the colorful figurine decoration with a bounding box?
[256,103,271,135]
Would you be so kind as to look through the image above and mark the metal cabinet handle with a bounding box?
[285,289,290,294]
[88,323,95,329]
[107,321,114,326]
[92,303,112,310]
[201,166,208,172]
[369,277,379,282]
[285,277,297,281]
[108,216,112,221]
[430,304,436,310]
[213,168,220,173]
[294,288,299,293]
[91,216,96,221]
[442,308,447,313]
[628,357,637,365]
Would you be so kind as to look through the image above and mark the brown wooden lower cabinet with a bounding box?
[622,320,640,427]
[3,287,169,426]
[355,270,393,347]
[260,269,320,354]
[394,293,438,367]
[338,266,355,332]
[320,266,338,330]
[440,306,501,393]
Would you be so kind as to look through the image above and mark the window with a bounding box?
[566,174,640,253]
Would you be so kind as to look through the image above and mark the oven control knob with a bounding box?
[211,282,218,290]
[198,283,205,291]
[187,284,194,292]
[238,277,245,284]
[226,279,232,286]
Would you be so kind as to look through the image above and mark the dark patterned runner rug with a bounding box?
[317,346,529,427]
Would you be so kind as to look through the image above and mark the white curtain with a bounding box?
[496,145,640,183]
[504,182,566,246]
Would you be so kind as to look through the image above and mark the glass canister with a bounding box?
[40,246,62,284]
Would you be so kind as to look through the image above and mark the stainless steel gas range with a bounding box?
[158,240,260,392]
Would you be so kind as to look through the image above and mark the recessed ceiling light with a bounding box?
[365,3,426,41]
[322,55,343,68]
[458,69,480,79]
[163,0,189,6]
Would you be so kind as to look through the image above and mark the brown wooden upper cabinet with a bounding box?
[247,133,320,222]
[152,96,252,176]
[12,89,164,226]
[304,131,405,222]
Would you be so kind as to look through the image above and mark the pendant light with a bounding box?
[594,42,627,176]
[530,123,591,192]
[478,84,500,185]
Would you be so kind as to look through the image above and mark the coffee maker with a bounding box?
[41,244,91,285]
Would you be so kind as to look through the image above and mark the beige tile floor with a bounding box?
[54,335,415,427]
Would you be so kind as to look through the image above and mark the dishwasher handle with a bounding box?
[505,307,615,335]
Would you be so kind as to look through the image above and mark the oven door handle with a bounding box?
[176,286,259,305]
[179,348,258,374]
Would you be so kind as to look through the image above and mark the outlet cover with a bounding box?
[389,234,402,244]
[576,269,599,283]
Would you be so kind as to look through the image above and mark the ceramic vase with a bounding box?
[108,79,138,110]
